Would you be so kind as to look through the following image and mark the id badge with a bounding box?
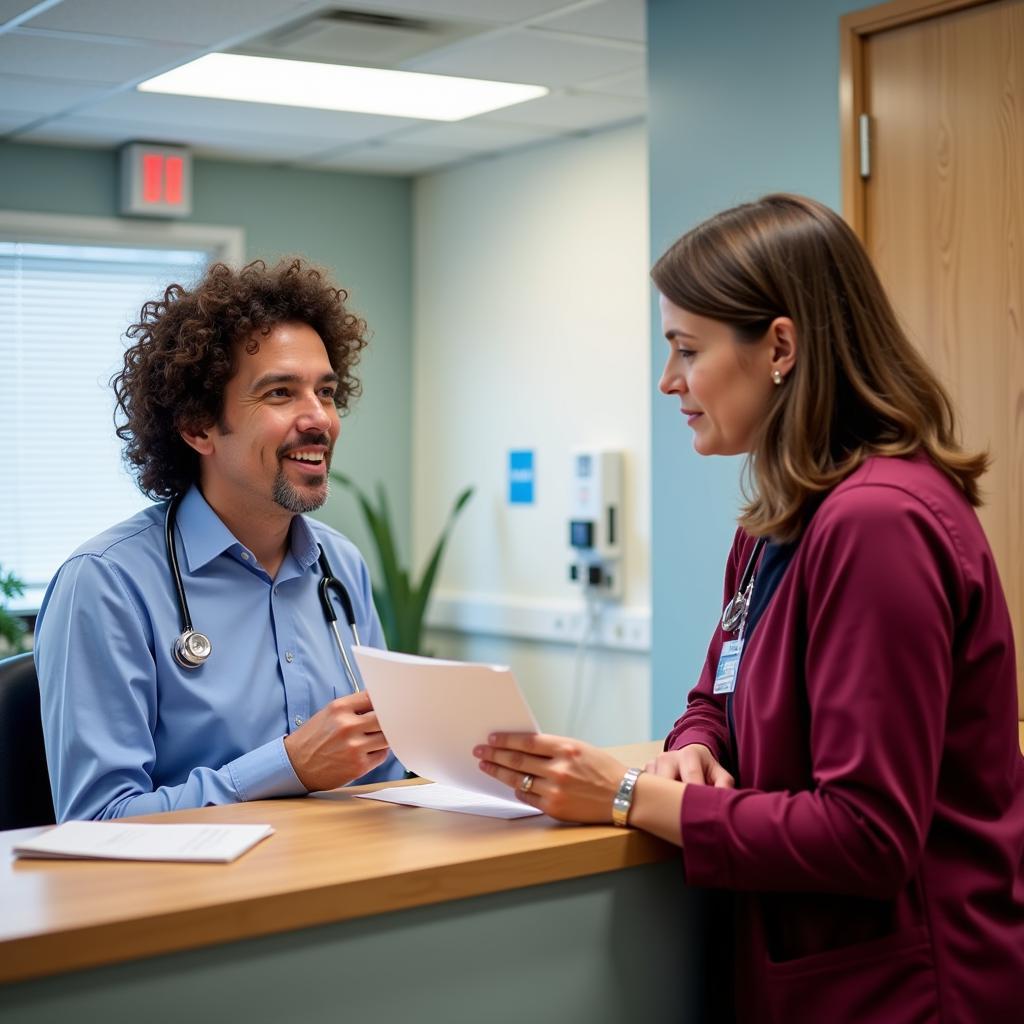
[713,638,744,694]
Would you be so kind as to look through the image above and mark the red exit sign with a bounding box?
[119,143,192,218]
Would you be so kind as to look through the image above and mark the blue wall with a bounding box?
[0,141,413,560]
[647,0,867,735]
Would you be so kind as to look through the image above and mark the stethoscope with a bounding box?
[721,537,768,634]
[164,494,362,692]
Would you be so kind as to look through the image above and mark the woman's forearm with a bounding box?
[628,773,685,847]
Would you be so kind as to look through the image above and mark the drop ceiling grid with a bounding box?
[0,0,646,175]
[19,0,320,47]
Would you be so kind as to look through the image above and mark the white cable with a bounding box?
[565,587,601,737]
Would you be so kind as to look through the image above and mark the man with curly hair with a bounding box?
[34,259,404,821]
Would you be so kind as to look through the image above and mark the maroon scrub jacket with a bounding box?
[667,454,1024,1023]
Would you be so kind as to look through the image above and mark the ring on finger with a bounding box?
[519,773,535,794]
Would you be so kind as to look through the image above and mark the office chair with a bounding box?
[0,652,56,830]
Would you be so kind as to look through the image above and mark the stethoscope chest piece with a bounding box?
[721,537,768,635]
[174,629,212,668]
[721,592,748,634]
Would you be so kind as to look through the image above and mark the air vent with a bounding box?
[240,7,482,67]
[313,9,434,32]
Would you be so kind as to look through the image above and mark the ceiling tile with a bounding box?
[403,27,641,88]
[21,114,333,161]
[0,73,113,115]
[25,0,313,47]
[538,0,645,43]
[577,66,646,99]
[479,89,644,130]
[0,32,195,84]
[395,118,558,151]
[75,90,420,145]
[0,0,45,24]
[307,141,470,174]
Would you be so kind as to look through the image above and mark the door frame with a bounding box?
[839,0,1024,745]
[839,0,997,232]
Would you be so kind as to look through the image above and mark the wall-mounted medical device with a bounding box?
[568,448,623,599]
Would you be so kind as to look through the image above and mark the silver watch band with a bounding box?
[611,767,644,827]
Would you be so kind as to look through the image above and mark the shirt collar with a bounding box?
[288,513,321,570]
[175,485,239,573]
[175,485,322,574]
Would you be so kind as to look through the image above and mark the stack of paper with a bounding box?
[13,821,274,863]
[351,647,543,819]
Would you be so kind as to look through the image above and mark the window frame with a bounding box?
[0,210,245,613]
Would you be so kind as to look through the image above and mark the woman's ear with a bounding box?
[768,316,797,380]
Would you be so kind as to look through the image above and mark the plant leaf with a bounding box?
[330,471,407,650]
[408,485,474,643]
[328,472,473,655]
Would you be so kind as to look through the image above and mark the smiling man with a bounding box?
[35,259,403,822]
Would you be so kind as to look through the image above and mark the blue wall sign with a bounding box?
[508,449,535,505]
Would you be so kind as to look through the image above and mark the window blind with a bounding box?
[0,241,209,600]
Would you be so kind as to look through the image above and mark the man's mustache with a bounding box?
[278,434,333,458]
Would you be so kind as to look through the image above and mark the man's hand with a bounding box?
[645,743,735,788]
[283,691,390,792]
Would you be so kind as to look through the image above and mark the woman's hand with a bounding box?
[645,743,735,788]
[474,732,628,823]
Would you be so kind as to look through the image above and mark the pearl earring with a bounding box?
[772,369,784,386]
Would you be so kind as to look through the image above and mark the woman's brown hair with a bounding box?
[651,193,988,542]
[113,258,368,500]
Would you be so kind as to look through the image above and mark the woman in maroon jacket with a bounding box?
[475,194,1024,1022]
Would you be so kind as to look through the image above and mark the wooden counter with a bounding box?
[1,742,684,994]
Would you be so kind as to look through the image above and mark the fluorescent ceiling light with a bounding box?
[138,53,547,122]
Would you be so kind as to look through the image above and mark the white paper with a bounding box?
[357,783,540,818]
[352,647,542,812]
[12,821,274,863]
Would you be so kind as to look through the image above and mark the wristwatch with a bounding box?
[611,767,644,827]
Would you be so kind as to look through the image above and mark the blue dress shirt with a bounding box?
[35,485,404,822]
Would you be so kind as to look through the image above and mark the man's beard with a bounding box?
[272,469,329,513]
[273,433,332,513]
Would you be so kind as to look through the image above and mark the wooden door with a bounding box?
[843,0,1024,726]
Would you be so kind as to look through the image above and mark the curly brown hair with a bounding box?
[112,257,369,499]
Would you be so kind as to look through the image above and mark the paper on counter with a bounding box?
[12,821,274,863]
[362,783,540,819]
[352,647,542,816]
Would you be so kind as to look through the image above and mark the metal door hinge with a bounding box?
[859,113,872,179]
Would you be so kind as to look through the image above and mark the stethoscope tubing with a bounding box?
[164,496,362,692]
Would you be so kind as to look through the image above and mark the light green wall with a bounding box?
[0,140,412,561]
[647,0,868,735]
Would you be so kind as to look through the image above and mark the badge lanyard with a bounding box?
[714,537,767,695]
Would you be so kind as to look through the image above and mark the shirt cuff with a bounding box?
[667,727,728,762]
[680,782,734,888]
[228,737,307,802]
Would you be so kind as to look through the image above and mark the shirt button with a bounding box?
[285,651,294,663]
[294,715,304,726]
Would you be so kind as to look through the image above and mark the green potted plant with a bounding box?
[0,564,28,656]
[330,473,473,655]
